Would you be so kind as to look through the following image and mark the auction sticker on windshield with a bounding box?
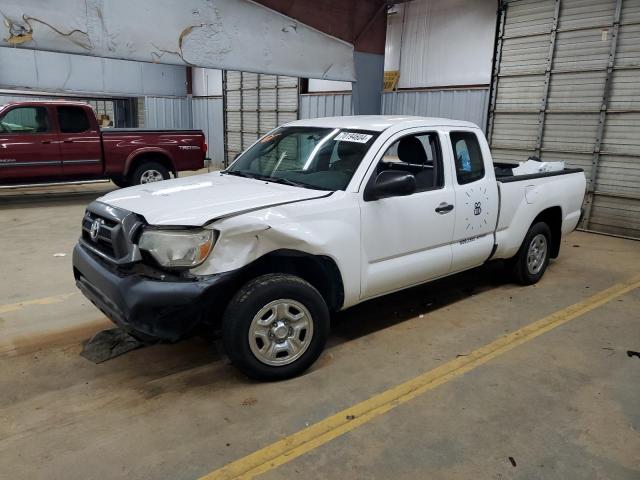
[334,132,373,143]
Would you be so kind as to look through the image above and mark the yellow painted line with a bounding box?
[203,274,640,480]
[0,293,76,314]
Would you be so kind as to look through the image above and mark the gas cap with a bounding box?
[525,185,541,204]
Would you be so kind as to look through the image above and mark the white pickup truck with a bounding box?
[73,116,586,380]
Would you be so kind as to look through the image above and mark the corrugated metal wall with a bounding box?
[192,97,224,168]
[224,71,298,165]
[299,93,353,118]
[143,97,192,129]
[382,89,490,131]
[298,89,489,131]
[387,0,497,88]
[143,95,225,168]
[488,0,640,238]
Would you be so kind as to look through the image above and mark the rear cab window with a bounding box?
[450,131,485,185]
[57,106,91,133]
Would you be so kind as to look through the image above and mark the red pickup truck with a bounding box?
[0,101,207,187]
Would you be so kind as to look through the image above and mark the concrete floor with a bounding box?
[1,181,639,480]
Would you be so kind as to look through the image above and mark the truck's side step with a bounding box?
[0,179,110,190]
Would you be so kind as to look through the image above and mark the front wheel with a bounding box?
[222,273,330,381]
[510,222,551,285]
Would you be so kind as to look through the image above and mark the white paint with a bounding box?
[98,172,328,226]
[0,0,355,81]
[385,0,497,88]
[97,116,585,310]
[308,79,351,92]
[289,115,478,132]
[384,3,405,72]
[494,174,586,259]
[192,68,222,97]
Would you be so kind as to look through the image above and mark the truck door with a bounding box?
[0,105,62,181]
[448,130,499,271]
[56,105,103,177]
[360,129,455,299]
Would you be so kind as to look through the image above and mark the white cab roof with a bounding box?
[287,115,479,132]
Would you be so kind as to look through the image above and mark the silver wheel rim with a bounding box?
[527,233,548,275]
[140,169,164,183]
[248,299,314,367]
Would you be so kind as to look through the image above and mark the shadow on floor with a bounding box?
[81,261,511,391]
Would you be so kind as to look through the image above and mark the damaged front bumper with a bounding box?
[72,243,237,342]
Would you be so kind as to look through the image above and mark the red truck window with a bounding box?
[0,106,51,134]
[57,106,91,133]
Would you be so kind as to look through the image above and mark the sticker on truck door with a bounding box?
[464,186,492,231]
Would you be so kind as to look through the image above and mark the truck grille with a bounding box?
[80,202,144,264]
[82,212,118,257]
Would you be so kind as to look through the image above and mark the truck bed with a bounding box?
[494,162,583,183]
[492,166,586,260]
[101,128,204,134]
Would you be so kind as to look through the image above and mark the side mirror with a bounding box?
[365,170,416,201]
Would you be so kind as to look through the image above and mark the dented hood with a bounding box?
[98,172,329,226]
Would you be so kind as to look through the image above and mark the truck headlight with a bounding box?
[138,229,215,269]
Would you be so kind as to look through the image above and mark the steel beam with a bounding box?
[0,0,355,81]
[535,0,561,158]
[581,0,624,229]
[487,1,507,145]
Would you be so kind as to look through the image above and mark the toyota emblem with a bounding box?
[90,218,103,242]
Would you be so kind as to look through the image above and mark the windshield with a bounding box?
[226,127,379,191]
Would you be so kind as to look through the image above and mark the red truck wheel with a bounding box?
[131,161,170,185]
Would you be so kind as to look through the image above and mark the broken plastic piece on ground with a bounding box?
[80,328,146,364]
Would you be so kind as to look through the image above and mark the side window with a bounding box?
[0,107,51,134]
[450,131,485,185]
[57,106,91,133]
[377,132,443,192]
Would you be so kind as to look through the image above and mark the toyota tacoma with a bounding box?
[72,116,586,380]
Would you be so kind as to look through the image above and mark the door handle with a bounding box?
[42,140,51,144]
[435,202,454,214]
[63,140,74,143]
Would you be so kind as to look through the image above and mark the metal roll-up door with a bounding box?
[488,0,640,238]
[223,71,299,166]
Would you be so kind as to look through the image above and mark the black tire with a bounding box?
[222,273,330,381]
[130,161,170,185]
[110,177,130,188]
[510,221,552,285]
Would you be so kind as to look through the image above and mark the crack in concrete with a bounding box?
[1,10,92,49]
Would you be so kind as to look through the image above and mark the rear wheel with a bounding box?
[130,161,170,185]
[510,222,551,285]
[222,273,330,381]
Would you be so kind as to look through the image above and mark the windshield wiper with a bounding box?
[265,177,332,191]
[221,170,260,179]
[222,170,332,191]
